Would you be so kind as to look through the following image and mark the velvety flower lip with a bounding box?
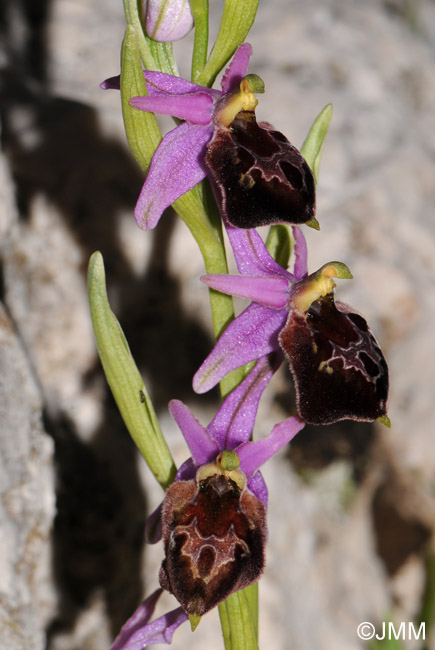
[101,44,253,229]
[193,225,389,425]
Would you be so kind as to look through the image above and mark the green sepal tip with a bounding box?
[189,614,202,631]
[377,415,391,428]
[305,216,320,231]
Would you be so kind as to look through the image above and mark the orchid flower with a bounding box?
[110,355,305,648]
[102,43,316,230]
[193,225,389,426]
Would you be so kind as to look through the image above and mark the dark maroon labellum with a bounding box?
[205,110,316,229]
[159,472,266,616]
[279,294,389,425]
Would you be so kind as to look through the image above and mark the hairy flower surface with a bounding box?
[102,43,315,230]
[193,225,389,425]
[110,356,304,647]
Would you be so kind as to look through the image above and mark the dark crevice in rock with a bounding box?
[371,474,432,576]
[43,408,148,645]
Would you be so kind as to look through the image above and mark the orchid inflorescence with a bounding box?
[89,1,390,648]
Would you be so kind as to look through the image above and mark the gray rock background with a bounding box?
[1,0,435,649]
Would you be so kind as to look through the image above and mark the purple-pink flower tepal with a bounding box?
[101,44,316,230]
[193,225,389,426]
[110,356,304,648]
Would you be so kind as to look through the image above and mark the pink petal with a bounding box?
[111,590,188,650]
[201,274,288,308]
[221,43,253,94]
[174,457,197,481]
[134,122,212,229]
[237,416,305,477]
[143,71,221,97]
[130,92,213,124]
[193,302,286,394]
[226,223,295,280]
[292,226,308,279]
[247,470,268,508]
[101,71,221,97]
[208,354,282,449]
[169,400,220,466]
[100,75,121,90]
[144,503,162,544]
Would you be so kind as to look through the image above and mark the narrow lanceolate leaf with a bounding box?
[219,590,259,650]
[88,252,176,490]
[197,0,259,87]
[300,103,333,184]
[121,25,162,173]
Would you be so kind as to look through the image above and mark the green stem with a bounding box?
[173,187,245,399]
[218,590,259,650]
[190,0,209,83]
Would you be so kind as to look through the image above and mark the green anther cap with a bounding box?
[241,73,265,95]
[219,449,241,472]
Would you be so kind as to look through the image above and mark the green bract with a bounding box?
[88,251,176,489]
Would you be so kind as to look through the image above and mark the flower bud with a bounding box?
[145,0,194,42]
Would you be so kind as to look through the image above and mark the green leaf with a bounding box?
[88,251,176,490]
[120,25,162,173]
[300,103,333,184]
[218,589,259,650]
[197,0,259,87]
